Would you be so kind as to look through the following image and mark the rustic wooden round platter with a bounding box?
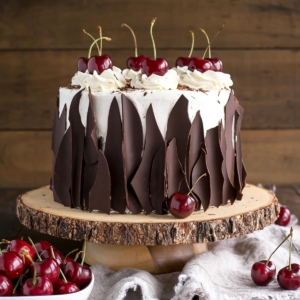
[16,184,279,274]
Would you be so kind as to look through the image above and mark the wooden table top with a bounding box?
[0,185,299,256]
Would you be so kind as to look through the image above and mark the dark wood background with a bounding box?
[0,0,300,188]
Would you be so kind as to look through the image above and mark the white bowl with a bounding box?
[0,273,94,300]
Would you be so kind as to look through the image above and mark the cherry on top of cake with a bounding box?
[77,26,113,75]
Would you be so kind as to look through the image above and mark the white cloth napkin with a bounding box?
[89,215,300,300]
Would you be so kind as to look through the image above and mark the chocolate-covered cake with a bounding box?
[51,62,247,215]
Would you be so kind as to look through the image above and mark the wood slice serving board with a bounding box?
[16,184,279,274]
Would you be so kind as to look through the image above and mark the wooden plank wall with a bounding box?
[0,0,299,187]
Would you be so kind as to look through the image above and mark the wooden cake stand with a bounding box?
[16,184,279,274]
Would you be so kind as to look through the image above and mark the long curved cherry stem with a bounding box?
[60,269,68,284]
[88,37,111,59]
[12,273,25,294]
[150,17,157,60]
[83,29,100,56]
[97,26,103,56]
[21,250,36,285]
[187,173,207,195]
[63,248,79,265]
[81,235,87,266]
[28,237,42,262]
[289,227,293,270]
[202,24,225,58]
[188,31,194,58]
[122,23,138,57]
[74,251,84,262]
[200,28,211,58]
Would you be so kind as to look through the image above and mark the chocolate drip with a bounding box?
[122,94,143,214]
[52,104,67,156]
[191,149,210,211]
[150,145,166,214]
[166,138,186,198]
[205,125,224,207]
[89,150,111,214]
[53,127,72,207]
[69,89,85,209]
[131,105,165,214]
[166,95,191,168]
[105,98,127,214]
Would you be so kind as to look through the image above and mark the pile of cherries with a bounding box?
[0,237,92,296]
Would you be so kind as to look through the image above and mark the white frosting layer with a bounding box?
[71,66,126,92]
[122,68,141,81]
[130,69,179,90]
[59,88,232,149]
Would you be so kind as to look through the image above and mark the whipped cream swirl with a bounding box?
[130,69,179,90]
[177,68,233,91]
[122,68,142,81]
[71,66,126,92]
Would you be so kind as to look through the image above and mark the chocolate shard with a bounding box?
[166,95,191,169]
[225,91,236,187]
[105,97,127,214]
[242,161,247,189]
[122,94,143,214]
[89,150,111,214]
[191,149,210,211]
[166,138,186,198]
[83,90,99,209]
[219,123,237,205]
[150,144,166,214]
[69,89,85,209]
[205,125,224,207]
[52,104,67,156]
[131,105,165,214]
[53,127,72,207]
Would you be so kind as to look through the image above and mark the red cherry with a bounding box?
[175,57,194,67]
[127,55,147,71]
[167,192,196,219]
[54,278,80,294]
[0,274,13,296]
[141,58,168,76]
[206,58,223,72]
[29,258,60,283]
[20,276,53,296]
[40,248,64,267]
[0,251,24,280]
[275,206,291,226]
[64,261,92,289]
[34,241,53,255]
[188,58,213,73]
[87,55,113,75]
[251,260,276,286]
[277,263,300,290]
[77,57,89,72]
[6,240,34,268]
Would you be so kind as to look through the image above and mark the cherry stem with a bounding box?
[122,23,138,57]
[12,273,24,294]
[289,227,293,270]
[150,17,157,60]
[28,237,42,262]
[88,37,111,59]
[21,250,36,285]
[188,173,207,195]
[97,26,103,56]
[63,248,79,265]
[200,28,211,58]
[83,29,100,56]
[188,31,194,58]
[60,269,68,284]
[49,246,56,260]
[74,251,84,262]
[2,239,10,244]
[202,24,225,59]
[266,231,291,265]
[81,235,87,266]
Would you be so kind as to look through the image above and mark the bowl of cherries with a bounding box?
[0,237,94,299]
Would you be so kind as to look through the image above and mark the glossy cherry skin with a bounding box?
[54,279,80,294]
[127,55,147,71]
[0,251,24,280]
[29,258,60,283]
[34,241,53,255]
[40,248,64,267]
[167,192,196,219]
[64,261,92,289]
[277,264,300,290]
[251,260,276,286]
[175,57,194,67]
[77,57,89,72]
[0,274,13,296]
[20,276,54,296]
[275,206,291,226]
[6,240,34,268]
[206,58,223,72]
[188,58,213,73]
[141,58,168,76]
[87,55,113,75]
